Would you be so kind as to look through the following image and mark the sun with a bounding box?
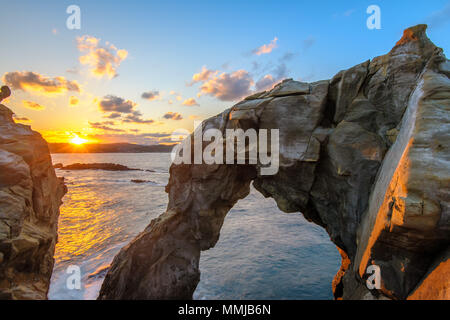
[70,134,88,145]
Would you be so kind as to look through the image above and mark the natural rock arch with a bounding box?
[98,25,449,300]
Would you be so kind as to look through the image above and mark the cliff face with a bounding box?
[0,104,67,299]
[99,25,449,300]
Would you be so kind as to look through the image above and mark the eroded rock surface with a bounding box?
[0,103,67,299]
[99,25,449,300]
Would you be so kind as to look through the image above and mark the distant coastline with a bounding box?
[49,143,175,153]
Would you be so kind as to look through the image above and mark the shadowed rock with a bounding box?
[0,86,11,103]
[98,25,449,300]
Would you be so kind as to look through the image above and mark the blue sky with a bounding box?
[0,0,449,144]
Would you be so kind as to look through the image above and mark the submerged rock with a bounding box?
[131,179,156,184]
[0,100,67,299]
[98,25,449,300]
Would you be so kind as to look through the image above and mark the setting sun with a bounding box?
[70,135,88,145]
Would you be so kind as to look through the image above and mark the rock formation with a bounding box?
[56,162,141,171]
[0,86,11,103]
[0,100,67,299]
[98,25,449,300]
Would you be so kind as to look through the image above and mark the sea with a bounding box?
[48,153,341,300]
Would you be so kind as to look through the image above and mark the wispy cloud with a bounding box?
[77,35,128,78]
[122,111,155,124]
[22,100,45,110]
[85,132,173,145]
[302,36,316,52]
[279,52,296,62]
[255,64,288,92]
[2,71,80,95]
[13,115,31,122]
[333,8,356,18]
[425,2,450,28]
[105,112,121,119]
[252,37,278,55]
[89,121,125,132]
[344,9,356,17]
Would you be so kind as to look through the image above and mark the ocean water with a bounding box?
[48,153,340,300]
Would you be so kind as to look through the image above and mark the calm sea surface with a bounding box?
[48,153,340,300]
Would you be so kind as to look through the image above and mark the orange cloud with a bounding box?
[69,96,79,106]
[189,66,218,85]
[182,98,199,106]
[2,71,80,95]
[252,37,278,55]
[77,35,128,78]
[22,100,45,110]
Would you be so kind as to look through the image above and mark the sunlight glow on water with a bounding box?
[48,153,340,300]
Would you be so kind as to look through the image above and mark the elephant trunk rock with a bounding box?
[98,25,450,300]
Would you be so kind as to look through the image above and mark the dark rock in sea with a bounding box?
[131,179,155,184]
[98,25,449,300]
[53,163,63,169]
[0,101,67,299]
[59,163,141,171]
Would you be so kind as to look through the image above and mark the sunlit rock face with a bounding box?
[99,25,449,300]
[0,103,67,299]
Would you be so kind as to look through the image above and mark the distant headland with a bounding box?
[48,142,175,153]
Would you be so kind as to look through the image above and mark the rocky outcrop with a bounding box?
[56,162,141,171]
[0,86,11,102]
[98,25,449,300]
[0,102,67,299]
[55,162,155,172]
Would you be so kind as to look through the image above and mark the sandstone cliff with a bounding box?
[98,25,449,300]
[0,103,67,299]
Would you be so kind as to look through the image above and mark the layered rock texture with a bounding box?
[0,103,67,299]
[99,25,449,300]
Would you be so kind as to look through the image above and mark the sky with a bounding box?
[0,0,449,145]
